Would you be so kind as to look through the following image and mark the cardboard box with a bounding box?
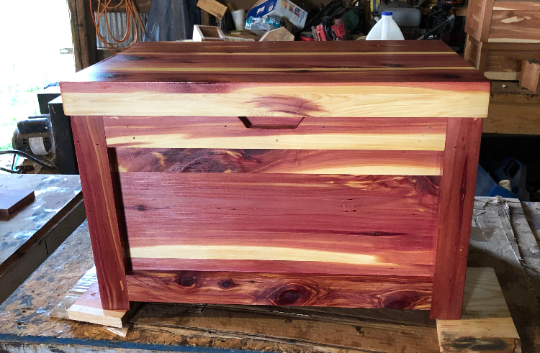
[246,0,307,29]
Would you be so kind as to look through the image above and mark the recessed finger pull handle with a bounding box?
[238,116,304,129]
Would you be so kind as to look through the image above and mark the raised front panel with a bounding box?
[104,116,447,150]
[120,172,440,277]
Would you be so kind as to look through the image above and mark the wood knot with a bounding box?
[137,205,145,211]
[177,277,196,287]
[266,284,316,306]
[218,279,236,289]
[381,291,424,310]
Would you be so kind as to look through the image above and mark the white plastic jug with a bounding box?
[366,12,405,40]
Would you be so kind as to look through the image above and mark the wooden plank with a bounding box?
[483,80,540,134]
[127,271,432,309]
[259,27,295,41]
[465,0,494,42]
[436,267,520,353]
[485,102,540,135]
[63,84,489,118]
[121,172,439,277]
[490,10,540,42]
[67,282,139,329]
[60,42,489,118]
[71,116,130,311]
[115,148,444,176]
[104,116,447,150]
[431,118,483,319]
[0,190,34,220]
[520,59,540,93]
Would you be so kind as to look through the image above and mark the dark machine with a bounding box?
[4,87,78,175]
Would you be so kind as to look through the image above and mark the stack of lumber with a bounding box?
[464,0,540,80]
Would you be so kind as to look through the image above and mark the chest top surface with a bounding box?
[60,41,490,118]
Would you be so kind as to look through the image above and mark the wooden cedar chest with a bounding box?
[60,41,490,320]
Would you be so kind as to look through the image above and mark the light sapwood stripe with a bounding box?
[107,133,446,150]
[487,38,540,43]
[292,165,442,175]
[105,67,475,73]
[129,245,396,266]
[64,88,490,118]
[125,51,456,56]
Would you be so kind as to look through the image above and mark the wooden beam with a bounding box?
[431,118,483,319]
[67,0,97,71]
[71,116,130,310]
[520,59,540,93]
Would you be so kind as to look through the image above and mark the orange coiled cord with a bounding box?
[90,0,145,51]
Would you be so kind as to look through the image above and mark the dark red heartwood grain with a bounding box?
[126,270,433,310]
[71,116,130,310]
[121,173,440,277]
[115,148,443,174]
[430,118,483,319]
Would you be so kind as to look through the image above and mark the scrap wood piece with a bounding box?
[259,27,295,41]
[520,59,540,93]
[67,281,139,330]
[436,267,520,353]
[196,0,227,19]
[0,189,35,220]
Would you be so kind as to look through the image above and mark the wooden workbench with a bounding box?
[484,81,540,135]
[0,197,538,352]
[0,174,85,305]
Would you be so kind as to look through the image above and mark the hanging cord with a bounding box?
[90,0,145,52]
[0,150,55,174]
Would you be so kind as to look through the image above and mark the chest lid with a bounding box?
[60,41,490,118]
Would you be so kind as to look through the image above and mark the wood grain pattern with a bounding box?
[465,0,494,41]
[490,10,540,42]
[436,268,520,353]
[430,118,483,320]
[104,116,447,150]
[126,270,432,310]
[520,59,540,93]
[121,172,439,277]
[71,116,130,311]
[115,148,443,176]
[60,42,490,118]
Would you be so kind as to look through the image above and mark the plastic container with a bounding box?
[232,9,246,31]
[366,12,404,40]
